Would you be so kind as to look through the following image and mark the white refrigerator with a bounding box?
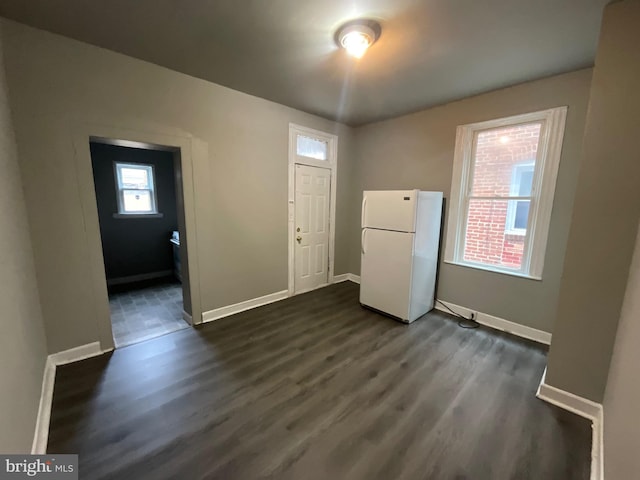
[360,190,443,323]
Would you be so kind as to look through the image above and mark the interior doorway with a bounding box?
[89,140,190,347]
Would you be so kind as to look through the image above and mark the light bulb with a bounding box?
[342,31,371,58]
[337,23,377,59]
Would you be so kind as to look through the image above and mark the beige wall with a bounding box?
[0,24,48,452]
[603,222,640,479]
[546,0,640,402]
[0,19,355,354]
[349,69,592,333]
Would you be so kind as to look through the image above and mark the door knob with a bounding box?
[296,236,302,243]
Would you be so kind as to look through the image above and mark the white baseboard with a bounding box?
[202,275,361,323]
[31,357,55,454]
[48,341,104,366]
[106,270,173,286]
[347,273,360,284]
[332,273,360,284]
[434,299,552,345]
[32,342,108,454]
[536,368,604,480]
[202,290,289,323]
[182,309,193,325]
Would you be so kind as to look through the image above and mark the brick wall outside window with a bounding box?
[463,123,541,269]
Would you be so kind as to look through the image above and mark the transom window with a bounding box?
[444,107,567,279]
[114,162,158,215]
[296,134,328,160]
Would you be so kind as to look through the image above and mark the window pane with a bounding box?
[513,200,530,230]
[470,123,542,197]
[122,189,152,212]
[518,169,534,196]
[296,135,327,160]
[120,166,150,189]
[464,199,529,269]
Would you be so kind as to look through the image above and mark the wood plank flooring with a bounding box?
[48,282,591,479]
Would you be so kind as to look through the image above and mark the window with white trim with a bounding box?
[114,162,158,215]
[296,134,328,160]
[444,107,567,279]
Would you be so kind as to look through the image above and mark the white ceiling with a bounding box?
[0,0,608,125]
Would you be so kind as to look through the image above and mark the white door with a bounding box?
[362,190,419,232]
[295,164,331,293]
[360,228,414,320]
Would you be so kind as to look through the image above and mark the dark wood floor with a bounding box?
[48,282,591,480]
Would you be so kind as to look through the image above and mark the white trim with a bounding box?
[434,299,551,345]
[112,213,164,219]
[114,162,159,215]
[444,107,567,279]
[347,273,361,284]
[332,273,361,284]
[202,290,289,323]
[32,342,109,454]
[536,369,604,480]
[106,270,174,286]
[48,341,105,366]
[288,123,338,297]
[31,358,55,454]
[592,410,604,480]
[182,309,193,325]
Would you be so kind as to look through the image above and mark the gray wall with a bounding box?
[545,0,640,402]
[0,19,355,354]
[349,69,592,333]
[91,142,178,282]
[0,25,48,452]
[603,222,640,479]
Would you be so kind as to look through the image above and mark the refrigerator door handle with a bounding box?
[361,195,367,227]
[361,228,367,254]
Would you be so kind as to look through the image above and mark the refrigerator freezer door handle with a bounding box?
[361,195,367,227]
[361,228,367,254]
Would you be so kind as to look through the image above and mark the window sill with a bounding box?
[113,213,164,219]
[443,260,542,281]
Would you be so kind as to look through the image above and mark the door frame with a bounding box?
[288,123,338,296]
[72,123,204,350]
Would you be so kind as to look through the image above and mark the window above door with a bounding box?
[296,135,328,161]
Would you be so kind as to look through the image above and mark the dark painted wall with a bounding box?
[90,142,178,282]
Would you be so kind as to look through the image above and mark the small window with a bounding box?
[444,107,567,279]
[114,163,158,215]
[506,163,535,234]
[296,135,327,160]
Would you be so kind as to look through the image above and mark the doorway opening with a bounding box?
[288,124,338,295]
[90,140,190,347]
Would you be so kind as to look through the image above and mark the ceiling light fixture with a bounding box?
[336,19,381,59]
